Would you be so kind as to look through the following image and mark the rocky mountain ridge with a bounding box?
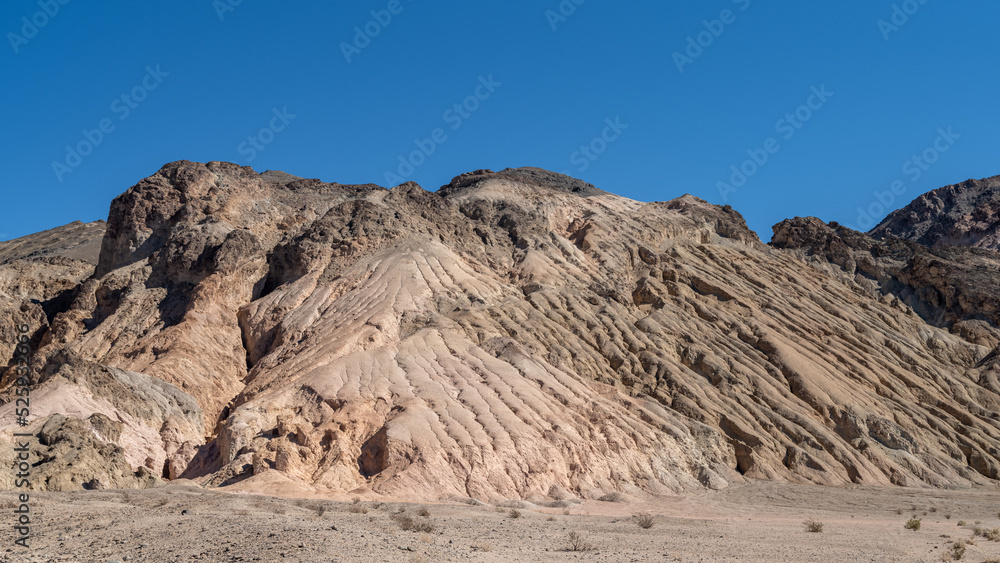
[0,161,997,500]
[869,174,1000,250]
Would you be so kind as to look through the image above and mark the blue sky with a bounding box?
[2,1,998,241]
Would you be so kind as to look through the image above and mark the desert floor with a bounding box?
[2,480,1000,562]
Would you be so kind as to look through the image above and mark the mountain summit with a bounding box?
[870,174,1000,250]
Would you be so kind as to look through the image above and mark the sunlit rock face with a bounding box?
[2,161,999,499]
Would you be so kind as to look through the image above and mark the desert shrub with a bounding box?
[565,531,595,552]
[417,506,431,518]
[508,509,522,519]
[636,513,655,529]
[598,492,627,503]
[804,519,824,533]
[539,500,573,509]
[945,513,951,519]
[348,505,368,514]
[896,508,903,515]
[971,526,998,540]
[957,521,967,526]
[905,517,921,531]
[294,499,328,517]
[943,539,966,561]
[393,513,435,533]
[931,507,938,513]
[412,519,434,533]
[299,502,330,518]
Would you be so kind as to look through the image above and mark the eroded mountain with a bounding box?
[1,162,998,500]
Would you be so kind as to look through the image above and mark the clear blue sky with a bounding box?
[3,1,998,241]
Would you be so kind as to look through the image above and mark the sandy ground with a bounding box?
[1,481,1000,562]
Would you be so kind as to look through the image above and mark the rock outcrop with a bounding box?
[2,162,999,500]
[772,217,1000,343]
[0,220,105,266]
[869,175,1000,250]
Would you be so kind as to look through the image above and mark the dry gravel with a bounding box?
[2,480,1000,562]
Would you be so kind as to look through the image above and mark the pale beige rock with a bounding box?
[0,358,203,488]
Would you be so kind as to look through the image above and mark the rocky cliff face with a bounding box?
[772,217,1000,344]
[869,175,1000,250]
[2,162,999,500]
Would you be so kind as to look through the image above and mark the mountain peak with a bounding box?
[438,167,606,198]
[869,175,1000,250]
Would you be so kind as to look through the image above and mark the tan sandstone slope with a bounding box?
[1,161,998,500]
